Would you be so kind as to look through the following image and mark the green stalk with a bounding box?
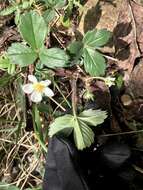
[32,104,47,152]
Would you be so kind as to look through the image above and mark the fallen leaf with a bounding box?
[130,0,143,55]
[114,0,141,79]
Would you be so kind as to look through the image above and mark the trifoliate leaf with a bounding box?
[79,109,107,127]
[83,48,106,76]
[49,109,107,150]
[39,48,69,68]
[83,29,111,48]
[8,43,37,67]
[49,115,74,137]
[19,11,47,50]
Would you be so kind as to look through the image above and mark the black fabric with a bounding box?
[43,136,143,190]
[43,136,89,190]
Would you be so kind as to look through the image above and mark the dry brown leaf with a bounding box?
[131,0,143,55]
[114,0,141,79]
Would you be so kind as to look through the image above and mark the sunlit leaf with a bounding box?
[73,118,95,150]
[79,109,107,127]
[83,48,106,76]
[49,109,107,150]
[19,11,47,50]
[0,56,10,69]
[83,29,111,47]
[8,43,37,67]
[49,115,74,137]
[40,48,69,68]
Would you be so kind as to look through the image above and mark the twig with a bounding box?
[0,138,32,148]
[49,96,66,112]
[52,91,72,115]
[103,54,118,62]
[100,129,143,137]
[52,32,65,49]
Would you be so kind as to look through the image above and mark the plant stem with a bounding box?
[85,76,105,82]
[100,129,143,137]
[71,77,78,117]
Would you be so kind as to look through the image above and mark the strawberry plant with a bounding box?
[0,1,117,188]
[7,11,69,68]
[0,9,113,150]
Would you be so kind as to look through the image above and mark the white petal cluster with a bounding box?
[22,75,54,103]
[104,76,115,87]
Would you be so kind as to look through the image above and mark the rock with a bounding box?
[129,62,143,98]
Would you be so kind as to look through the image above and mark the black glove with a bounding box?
[43,135,143,190]
[43,136,89,190]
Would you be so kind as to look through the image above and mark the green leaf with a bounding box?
[38,103,50,113]
[40,48,69,68]
[15,9,21,25]
[67,41,83,55]
[79,109,107,127]
[19,11,47,50]
[21,1,31,9]
[83,29,111,48]
[0,5,17,16]
[49,109,107,150]
[43,9,56,23]
[32,105,47,152]
[44,0,65,9]
[8,63,16,74]
[60,16,71,28]
[83,48,106,76]
[73,118,95,150]
[0,182,19,190]
[0,74,13,87]
[49,115,74,137]
[0,55,16,74]
[49,114,94,150]
[0,56,10,69]
[8,43,37,67]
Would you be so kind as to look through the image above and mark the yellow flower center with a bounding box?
[33,83,45,93]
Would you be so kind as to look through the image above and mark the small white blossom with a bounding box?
[104,76,115,87]
[22,75,54,103]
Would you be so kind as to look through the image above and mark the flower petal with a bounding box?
[28,75,37,83]
[22,84,34,94]
[44,87,54,97]
[40,80,51,86]
[30,91,42,103]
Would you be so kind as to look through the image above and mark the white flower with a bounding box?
[104,76,115,87]
[22,75,54,103]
